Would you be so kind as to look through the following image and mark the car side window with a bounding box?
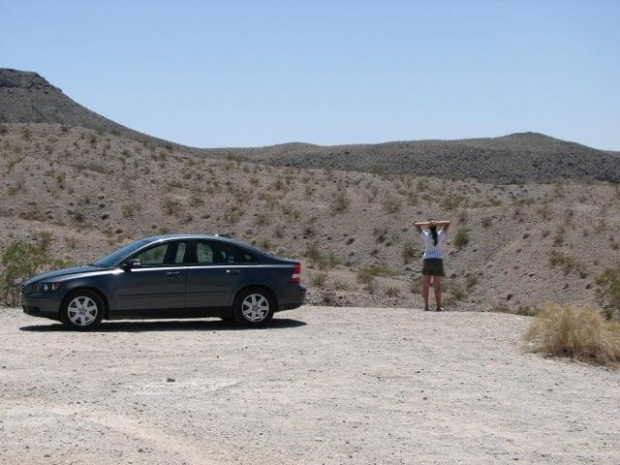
[136,243,169,266]
[194,241,236,264]
[235,248,259,263]
[134,242,187,267]
[196,242,215,264]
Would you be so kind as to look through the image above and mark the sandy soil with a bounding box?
[1,306,619,465]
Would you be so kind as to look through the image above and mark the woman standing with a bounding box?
[413,219,451,311]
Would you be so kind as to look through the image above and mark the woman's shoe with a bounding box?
[435,307,444,312]
[424,306,431,311]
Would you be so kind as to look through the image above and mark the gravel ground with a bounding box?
[1,306,619,465]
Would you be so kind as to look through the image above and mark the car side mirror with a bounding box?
[122,258,142,272]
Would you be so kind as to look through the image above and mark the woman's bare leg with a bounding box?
[422,275,431,310]
[433,276,442,310]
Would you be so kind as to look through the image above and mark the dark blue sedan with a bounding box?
[21,234,306,330]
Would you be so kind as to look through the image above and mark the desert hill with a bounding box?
[1,69,619,313]
[0,68,174,147]
[1,122,619,313]
[2,68,619,184]
[207,132,620,184]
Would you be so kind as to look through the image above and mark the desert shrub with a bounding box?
[453,228,470,248]
[465,273,479,290]
[385,286,401,298]
[122,203,139,218]
[373,226,388,244]
[255,213,270,227]
[189,194,205,207]
[305,243,339,270]
[311,272,328,288]
[549,251,587,278]
[440,193,464,211]
[382,195,401,214]
[1,242,46,306]
[223,204,244,224]
[523,302,620,366]
[402,241,418,264]
[331,189,350,213]
[74,162,107,174]
[356,264,397,287]
[167,180,184,189]
[0,241,73,307]
[303,224,316,238]
[595,267,620,319]
[321,290,337,305]
[449,285,467,301]
[161,196,181,216]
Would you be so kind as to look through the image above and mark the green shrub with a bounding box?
[453,228,470,248]
[305,243,339,270]
[596,267,620,319]
[0,241,73,307]
[356,264,397,285]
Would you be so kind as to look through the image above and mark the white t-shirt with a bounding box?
[421,229,445,259]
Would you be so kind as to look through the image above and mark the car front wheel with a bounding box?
[233,287,275,327]
[61,290,104,331]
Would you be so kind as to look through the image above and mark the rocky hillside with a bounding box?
[206,133,620,184]
[1,68,618,184]
[1,123,619,312]
[1,69,619,313]
[0,68,171,146]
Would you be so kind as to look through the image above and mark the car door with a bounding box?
[184,240,244,310]
[114,241,187,312]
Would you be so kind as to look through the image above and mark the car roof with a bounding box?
[144,234,238,244]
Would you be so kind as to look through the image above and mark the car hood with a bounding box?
[24,265,108,286]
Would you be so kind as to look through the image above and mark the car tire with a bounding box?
[232,287,275,327]
[61,290,104,331]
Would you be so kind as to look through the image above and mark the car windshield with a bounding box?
[91,239,151,268]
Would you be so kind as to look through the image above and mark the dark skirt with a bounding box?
[422,259,445,277]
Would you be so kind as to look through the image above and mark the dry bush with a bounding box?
[453,228,470,248]
[523,302,620,366]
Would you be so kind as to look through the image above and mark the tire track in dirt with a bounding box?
[5,399,216,465]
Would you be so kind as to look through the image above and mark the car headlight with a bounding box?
[38,282,62,293]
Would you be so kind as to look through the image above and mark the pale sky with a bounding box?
[1,0,619,150]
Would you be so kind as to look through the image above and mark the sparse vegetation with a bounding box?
[331,189,350,213]
[595,267,620,320]
[385,286,401,298]
[549,250,587,278]
[453,228,470,248]
[402,241,417,264]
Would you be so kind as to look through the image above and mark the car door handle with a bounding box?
[226,269,240,276]
[166,271,182,277]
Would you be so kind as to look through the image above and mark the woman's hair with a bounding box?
[428,218,438,246]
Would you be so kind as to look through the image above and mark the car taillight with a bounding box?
[290,262,301,284]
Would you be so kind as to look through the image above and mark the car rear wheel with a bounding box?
[61,290,104,331]
[233,287,275,327]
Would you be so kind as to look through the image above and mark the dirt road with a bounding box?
[1,307,618,464]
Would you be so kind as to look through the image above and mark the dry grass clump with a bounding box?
[523,302,620,366]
